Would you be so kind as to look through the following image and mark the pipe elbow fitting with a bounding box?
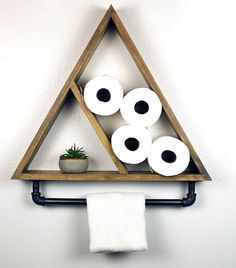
[31,193,45,206]
[182,193,196,207]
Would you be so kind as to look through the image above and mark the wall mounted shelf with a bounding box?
[12,5,211,206]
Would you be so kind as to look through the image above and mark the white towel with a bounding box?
[86,192,148,253]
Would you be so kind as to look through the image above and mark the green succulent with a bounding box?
[60,144,88,160]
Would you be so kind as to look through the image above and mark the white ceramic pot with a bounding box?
[59,158,89,173]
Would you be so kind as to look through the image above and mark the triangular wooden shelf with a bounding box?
[12,5,211,182]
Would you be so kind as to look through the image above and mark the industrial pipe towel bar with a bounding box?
[31,181,196,207]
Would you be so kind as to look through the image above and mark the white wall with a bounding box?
[1,0,236,267]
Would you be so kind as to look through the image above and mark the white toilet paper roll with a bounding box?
[148,136,190,176]
[120,88,162,127]
[84,76,123,116]
[111,125,152,164]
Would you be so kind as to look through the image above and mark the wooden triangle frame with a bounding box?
[12,5,211,182]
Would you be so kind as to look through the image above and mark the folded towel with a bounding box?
[86,192,148,253]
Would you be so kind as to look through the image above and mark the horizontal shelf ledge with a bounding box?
[13,170,210,181]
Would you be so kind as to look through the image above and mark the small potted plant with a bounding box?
[59,144,88,173]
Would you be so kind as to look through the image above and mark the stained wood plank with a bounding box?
[70,82,127,174]
[12,87,70,179]
[73,7,111,82]
[16,170,210,182]
[12,8,112,179]
[108,6,210,180]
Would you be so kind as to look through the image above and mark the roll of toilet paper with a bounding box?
[120,88,162,127]
[148,136,190,176]
[84,76,123,116]
[111,125,152,164]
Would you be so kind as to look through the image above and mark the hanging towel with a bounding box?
[86,192,148,253]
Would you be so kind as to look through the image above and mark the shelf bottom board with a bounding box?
[13,170,210,181]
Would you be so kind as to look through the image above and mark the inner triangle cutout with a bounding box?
[12,5,211,181]
[28,90,117,172]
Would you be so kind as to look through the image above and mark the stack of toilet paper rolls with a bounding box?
[84,76,190,176]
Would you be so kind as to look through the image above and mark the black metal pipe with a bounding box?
[31,181,196,207]
[182,181,196,207]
